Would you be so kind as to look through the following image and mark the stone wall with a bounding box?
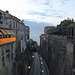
[40,34,73,75]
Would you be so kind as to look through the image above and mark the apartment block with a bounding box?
[0,27,16,75]
[0,10,30,75]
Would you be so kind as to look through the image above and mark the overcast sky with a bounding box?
[0,0,75,44]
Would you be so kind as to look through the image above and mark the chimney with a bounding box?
[6,10,9,13]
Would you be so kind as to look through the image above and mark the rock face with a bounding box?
[40,34,73,75]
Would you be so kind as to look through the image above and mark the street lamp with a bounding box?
[32,55,34,58]
[32,45,33,47]
[28,66,31,69]
[41,62,43,65]
[41,70,44,72]
[40,57,42,60]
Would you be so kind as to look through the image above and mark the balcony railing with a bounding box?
[0,37,16,45]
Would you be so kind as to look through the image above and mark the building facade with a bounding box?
[0,27,16,75]
[0,10,30,75]
[44,26,55,34]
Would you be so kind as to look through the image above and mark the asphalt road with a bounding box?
[30,52,49,75]
[30,52,40,75]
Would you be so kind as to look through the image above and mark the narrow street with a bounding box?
[30,52,49,75]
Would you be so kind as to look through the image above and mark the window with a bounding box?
[11,44,13,51]
[6,19,11,26]
[6,54,10,63]
[0,12,2,20]
[27,36,29,39]
[0,12,3,24]
[1,46,4,55]
[6,45,10,53]
[13,21,16,28]
[11,52,13,61]
[2,57,5,68]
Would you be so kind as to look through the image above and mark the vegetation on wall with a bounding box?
[47,18,75,35]
[67,23,75,28]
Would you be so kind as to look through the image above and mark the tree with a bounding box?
[47,18,75,35]
[60,18,74,31]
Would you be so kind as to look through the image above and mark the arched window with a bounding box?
[2,57,5,68]
[11,52,13,61]
[6,54,10,63]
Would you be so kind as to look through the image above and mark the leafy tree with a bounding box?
[47,18,75,35]
[67,23,75,28]
[60,18,74,31]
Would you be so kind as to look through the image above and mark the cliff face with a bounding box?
[40,35,73,75]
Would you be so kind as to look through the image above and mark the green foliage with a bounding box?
[15,52,25,62]
[31,41,37,45]
[47,18,75,35]
[47,28,58,34]
[67,23,75,28]
[60,18,74,31]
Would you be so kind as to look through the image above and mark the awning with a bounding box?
[10,30,15,35]
[0,29,7,35]
[4,30,12,35]
[0,32,2,35]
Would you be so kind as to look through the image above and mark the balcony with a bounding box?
[0,37,16,45]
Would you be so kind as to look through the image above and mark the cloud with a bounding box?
[56,16,63,18]
[27,11,48,16]
[44,0,52,7]
[61,0,70,5]
[27,10,64,19]
[0,0,72,26]
[27,0,51,5]
[20,0,64,19]
[44,2,49,5]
